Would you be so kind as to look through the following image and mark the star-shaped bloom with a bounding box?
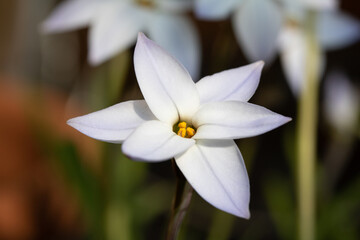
[42,0,200,78]
[67,33,291,218]
[196,0,360,95]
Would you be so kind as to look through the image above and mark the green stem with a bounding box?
[297,11,319,240]
[166,160,193,240]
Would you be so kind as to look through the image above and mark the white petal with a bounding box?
[134,33,200,124]
[232,0,283,62]
[67,100,156,143]
[175,139,250,218]
[192,101,291,139]
[316,11,360,50]
[122,120,195,162]
[147,13,201,80]
[279,26,325,96]
[324,72,359,132]
[300,0,338,10]
[42,0,98,33]
[280,0,306,22]
[195,0,241,20]
[279,26,307,96]
[89,3,146,65]
[196,61,264,104]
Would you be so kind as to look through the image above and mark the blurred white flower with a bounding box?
[196,0,360,95]
[42,0,200,78]
[323,72,359,134]
[279,0,360,96]
[196,0,284,63]
[67,33,291,218]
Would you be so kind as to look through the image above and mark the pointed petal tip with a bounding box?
[66,117,77,128]
[40,18,63,35]
[39,22,49,34]
[278,116,292,127]
[253,60,265,71]
[137,32,147,41]
[255,60,265,68]
[136,32,152,53]
[241,210,251,220]
[88,53,104,66]
[284,116,292,123]
[232,207,250,219]
[66,118,73,126]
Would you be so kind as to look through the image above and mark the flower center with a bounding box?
[135,0,154,8]
[173,122,196,138]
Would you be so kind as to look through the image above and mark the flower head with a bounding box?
[196,0,360,95]
[42,0,200,78]
[68,33,291,218]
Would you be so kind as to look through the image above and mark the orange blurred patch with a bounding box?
[0,77,99,239]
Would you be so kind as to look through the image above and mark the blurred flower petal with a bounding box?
[89,3,145,65]
[42,0,98,33]
[67,100,156,143]
[195,0,241,20]
[192,101,291,139]
[324,72,359,133]
[122,120,195,161]
[196,61,264,104]
[316,11,360,50]
[175,139,250,218]
[147,13,201,79]
[301,0,338,10]
[280,0,306,21]
[232,0,283,62]
[134,33,199,124]
[279,25,325,96]
[279,26,307,95]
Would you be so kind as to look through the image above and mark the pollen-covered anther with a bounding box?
[177,128,186,138]
[175,121,196,138]
[178,122,187,128]
[186,127,195,138]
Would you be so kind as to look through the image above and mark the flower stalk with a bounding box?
[166,160,193,240]
[297,11,319,240]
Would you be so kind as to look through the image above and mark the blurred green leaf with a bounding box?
[237,138,258,174]
[283,126,296,178]
[134,181,173,225]
[263,174,295,240]
[318,176,360,240]
[54,141,104,240]
[206,210,235,240]
[89,50,130,110]
[105,202,132,240]
[103,144,148,240]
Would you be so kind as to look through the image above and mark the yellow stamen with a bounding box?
[175,121,196,138]
[177,128,186,138]
[178,122,187,129]
[186,127,195,138]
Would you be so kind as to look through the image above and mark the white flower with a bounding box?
[195,0,360,95]
[196,0,285,62]
[323,72,359,134]
[67,33,291,218]
[279,0,360,96]
[42,0,200,78]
